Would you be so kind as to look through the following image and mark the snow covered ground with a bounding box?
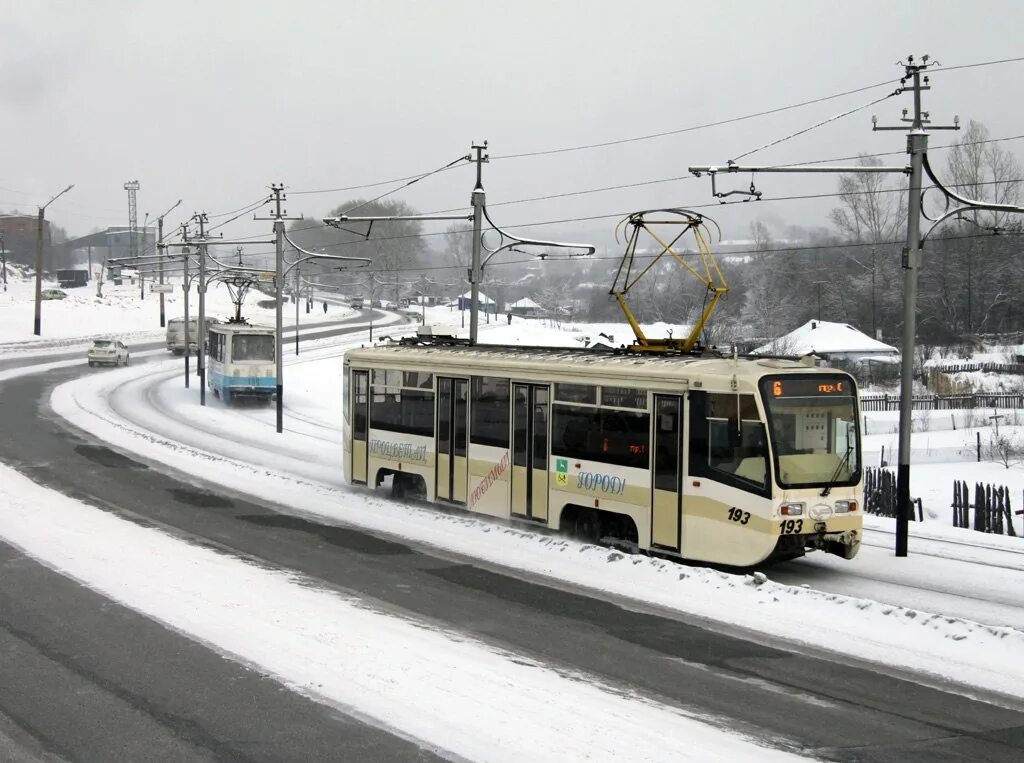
[3,273,1024,759]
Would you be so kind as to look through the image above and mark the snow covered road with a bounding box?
[44,336,1024,703]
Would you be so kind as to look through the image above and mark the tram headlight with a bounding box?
[780,502,804,516]
[835,500,857,513]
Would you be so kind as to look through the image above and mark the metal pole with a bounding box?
[871,246,877,338]
[469,144,485,344]
[33,207,44,335]
[158,216,166,328]
[32,184,73,336]
[198,239,207,406]
[294,262,300,356]
[183,248,191,389]
[895,67,928,558]
[275,214,284,433]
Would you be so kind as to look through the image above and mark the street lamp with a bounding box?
[33,184,74,335]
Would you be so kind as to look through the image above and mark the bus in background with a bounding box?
[166,317,220,354]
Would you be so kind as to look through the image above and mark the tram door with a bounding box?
[511,383,549,521]
[437,377,468,503]
[651,394,682,550]
[352,370,369,484]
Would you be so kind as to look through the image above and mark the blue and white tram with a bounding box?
[206,322,276,404]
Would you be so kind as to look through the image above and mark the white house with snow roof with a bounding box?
[752,320,899,367]
[454,291,498,314]
[508,296,541,317]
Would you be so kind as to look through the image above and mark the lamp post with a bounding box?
[33,184,74,335]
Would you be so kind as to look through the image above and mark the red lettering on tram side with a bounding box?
[470,451,511,507]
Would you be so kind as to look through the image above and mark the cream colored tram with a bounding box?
[342,339,863,567]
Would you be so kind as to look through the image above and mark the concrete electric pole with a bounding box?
[124,180,140,299]
[688,54,1024,557]
[33,183,74,336]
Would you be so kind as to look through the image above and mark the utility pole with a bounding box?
[182,245,193,388]
[256,184,301,433]
[294,261,300,356]
[124,180,140,299]
[469,141,487,344]
[33,183,74,336]
[141,212,149,300]
[690,54,1024,557]
[191,213,211,406]
[871,246,877,339]
[872,58,948,557]
[155,200,182,328]
[323,141,592,344]
[181,225,193,389]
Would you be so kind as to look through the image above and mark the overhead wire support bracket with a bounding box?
[322,141,596,344]
[688,161,910,203]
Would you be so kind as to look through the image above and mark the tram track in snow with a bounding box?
[863,524,1024,560]
[48,325,1024,634]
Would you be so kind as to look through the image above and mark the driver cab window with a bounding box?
[689,391,769,495]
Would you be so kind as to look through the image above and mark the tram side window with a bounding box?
[551,404,649,469]
[370,385,434,437]
[555,383,597,405]
[343,364,350,425]
[353,371,368,441]
[208,332,224,362]
[401,389,435,437]
[471,377,510,447]
[688,391,769,495]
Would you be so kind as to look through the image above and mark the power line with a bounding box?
[208,198,271,233]
[274,173,1024,255]
[209,195,270,219]
[936,55,1024,73]
[730,90,901,162]
[489,78,903,160]
[283,76,908,196]
[340,154,468,215]
[233,228,1022,279]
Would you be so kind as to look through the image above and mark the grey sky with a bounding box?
[3,0,1023,251]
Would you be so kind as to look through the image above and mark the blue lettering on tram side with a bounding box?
[576,470,626,495]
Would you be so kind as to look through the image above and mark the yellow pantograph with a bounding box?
[610,208,727,352]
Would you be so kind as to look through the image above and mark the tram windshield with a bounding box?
[759,375,860,490]
[232,334,275,361]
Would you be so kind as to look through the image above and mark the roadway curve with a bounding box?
[2,321,1024,761]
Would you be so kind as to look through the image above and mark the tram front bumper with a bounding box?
[772,527,860,562]
[811,528,860,559]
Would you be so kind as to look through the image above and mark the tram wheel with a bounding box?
[574,509,602,544]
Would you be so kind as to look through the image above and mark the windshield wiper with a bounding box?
[820,444,853,497]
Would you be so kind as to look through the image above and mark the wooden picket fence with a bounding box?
[859,392,1024,411]
[951,481,1021,536]
[864,467,922,520]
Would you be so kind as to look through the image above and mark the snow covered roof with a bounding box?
[753,320,898,357]
[457,291,494,304]
[509,297,540,309]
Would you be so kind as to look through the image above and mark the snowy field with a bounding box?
[3,270,1024,759]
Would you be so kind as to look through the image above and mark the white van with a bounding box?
[166,317,219,354]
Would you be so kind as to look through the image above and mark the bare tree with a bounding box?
[945,120,1022,230]
[750,219,771,251]
[829,155,906,244]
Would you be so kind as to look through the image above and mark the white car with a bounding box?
[87,339,130,367]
